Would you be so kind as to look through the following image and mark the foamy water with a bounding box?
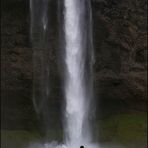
[28,142,99,148]
[28,142,127,148]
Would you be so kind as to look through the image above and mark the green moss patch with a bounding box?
[1,129,63,148]
[97,112,147,146]
[1,130,41,148]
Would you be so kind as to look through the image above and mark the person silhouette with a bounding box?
[80,146,84,148]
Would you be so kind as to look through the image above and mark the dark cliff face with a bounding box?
[92,0,147,115]
[1,0,147,129]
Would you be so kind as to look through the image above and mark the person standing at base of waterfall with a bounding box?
[80,146,84,148]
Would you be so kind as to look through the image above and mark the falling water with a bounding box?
[30,0,98,147]
[30,0,49,48]
[30,0,52,132]
[30,0,49,111]
[63,0,94,147]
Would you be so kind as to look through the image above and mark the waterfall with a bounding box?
[63,0,94,146]
[30,0,98,147]
[30,0,51,132]
[30,0,49,48]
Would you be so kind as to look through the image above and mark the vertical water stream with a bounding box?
[63,0,94,146]
[30,0,96,147]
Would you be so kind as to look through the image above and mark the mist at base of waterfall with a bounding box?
[28,142,99,148]
[28,142,126,148]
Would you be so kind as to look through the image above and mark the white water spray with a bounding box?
[64,0,90,145]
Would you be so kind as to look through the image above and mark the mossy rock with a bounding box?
[96,112,147,147]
